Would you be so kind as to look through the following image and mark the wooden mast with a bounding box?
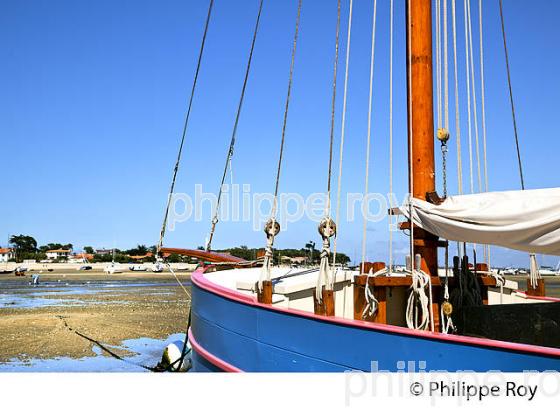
[354,0,442,328]
[406,0,438,278]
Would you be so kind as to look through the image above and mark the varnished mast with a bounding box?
[406,0,438,277]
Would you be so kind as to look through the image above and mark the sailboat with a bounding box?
[159,0,560,371]
[104,248,123,274]
[534,259,560,277]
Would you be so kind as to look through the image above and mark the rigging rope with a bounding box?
[451,0,463,196]
[439,0,455,334]
[478,0,491,267]
[443,0,449,133]
[466,0,482,194]
[388,0,394,273]
[436,0,442,130]
[360,0,378,275]
[331,0,354,273]
[463,0,474,196]
[499,0,537,287]
[325,0,342,217]
[406,0,414,279]
[478,0,489,196]
[206,0,265,251]
[316,0,342,301]
[499,0,525,190]
[157,0,214,255]
[259,0,303,290]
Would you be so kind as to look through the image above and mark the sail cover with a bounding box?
[400,188,560,256]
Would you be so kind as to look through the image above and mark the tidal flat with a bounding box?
[0,271,191,371]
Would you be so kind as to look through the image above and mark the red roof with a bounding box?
[0,248,14,255]
[73,253,94,260]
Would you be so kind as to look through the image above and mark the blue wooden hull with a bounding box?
[190,273,560,372]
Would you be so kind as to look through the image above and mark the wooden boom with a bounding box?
[160,247,248,264]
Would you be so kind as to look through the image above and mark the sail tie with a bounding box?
[529,254,542,290]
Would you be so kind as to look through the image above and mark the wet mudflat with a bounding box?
[0,271,191,371]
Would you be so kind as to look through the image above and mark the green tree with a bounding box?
[45,243,63,250]
[126,244,148,256]
[9,235,38,263]
[83,246,94,254]
[9,235,37,253]
[166,253,182,263]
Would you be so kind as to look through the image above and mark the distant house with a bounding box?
[0,248,15,262]
[45,249,72,260]
[95,248,116,256]
[280,256,308,265]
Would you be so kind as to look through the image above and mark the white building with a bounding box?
[45,249,72,260]
[0,248,15,262]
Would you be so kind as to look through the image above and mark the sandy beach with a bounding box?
[0,270,191,368]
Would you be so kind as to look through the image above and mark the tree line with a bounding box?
[6,234,351,265]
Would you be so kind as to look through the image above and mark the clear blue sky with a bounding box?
[1,0,559,267]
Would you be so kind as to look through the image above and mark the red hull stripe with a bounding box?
[189,328,242,372]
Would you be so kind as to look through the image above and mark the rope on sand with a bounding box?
[56,315,155,371]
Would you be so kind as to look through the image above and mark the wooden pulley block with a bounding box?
[264,219,280,237]
[318,217,336,238]
[442,300,453,316]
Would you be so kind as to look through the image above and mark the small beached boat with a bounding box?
[129,264,148,272]
[104,262,123,274]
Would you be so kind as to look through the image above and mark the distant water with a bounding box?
[0,333,185,372]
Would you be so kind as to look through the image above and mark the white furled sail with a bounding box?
[400,188,560,256]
